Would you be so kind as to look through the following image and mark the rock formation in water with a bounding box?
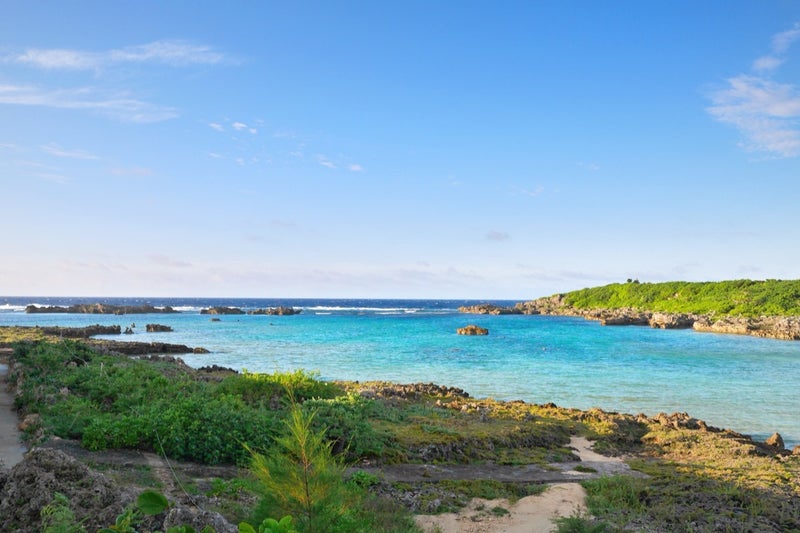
[457,325,489,335]
[26,304,177,315]
[460,294,800,341]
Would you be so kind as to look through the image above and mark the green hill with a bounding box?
[560,279,800,317]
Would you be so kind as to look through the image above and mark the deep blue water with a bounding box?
[2,296,799,447]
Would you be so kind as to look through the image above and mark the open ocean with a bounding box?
[2,296,799,448]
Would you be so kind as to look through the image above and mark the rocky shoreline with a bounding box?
[459,296,800,341]
[26,303,178,314]
[0,325,208,355]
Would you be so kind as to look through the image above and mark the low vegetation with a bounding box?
[562,279,800,317]
[3,335,800,532]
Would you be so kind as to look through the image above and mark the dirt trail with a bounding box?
[414,436,637,533]
[0,349,26,468]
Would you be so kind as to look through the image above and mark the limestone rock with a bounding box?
[458,304,520,315]
[0,448,130,532]
[765,432,785,450]
[26,304,177,315]
[249,306,302,315]
[457,325,489,335]
[146,324,174,332]
[200,307,245,315]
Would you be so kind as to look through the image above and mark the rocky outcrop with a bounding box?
[457,325,489,335]
[145,324,174,332]
[39,324,122,338]
[248,306,302,315]
[457,303,520,315]
[0,448,236,532]
[26,304,177,315]
[512,295,800,341]
[648,312,698,329]
[200,307,245,315]
[693,316,800,340]
[89,340,209,355]
[514,294,571,315]
[0,448,131,532]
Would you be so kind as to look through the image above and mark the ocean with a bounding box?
[2,296,799,448]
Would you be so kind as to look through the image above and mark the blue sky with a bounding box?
[2,2,800,299]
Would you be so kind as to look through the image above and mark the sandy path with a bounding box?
[415,436,633,532]
[0,351,26,468]
[415,483,586,533]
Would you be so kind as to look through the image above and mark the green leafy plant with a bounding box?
[239,515,299,533]
[40,492,86,533]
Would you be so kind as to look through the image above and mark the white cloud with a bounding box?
[0,84,178,122]
[41,142,99,160]
[209,122,224,132]
[317,156,337,169]
[348,163,363,172]
[707,75,800,157]
[772,22,800,54]
[752,55,783,72]
[230,121,257,134]
[8,40,227,70]
[707,22,800,158]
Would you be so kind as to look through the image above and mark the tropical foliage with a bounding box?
[562,279,800,317]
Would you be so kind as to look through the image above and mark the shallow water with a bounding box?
[2,297,799,447]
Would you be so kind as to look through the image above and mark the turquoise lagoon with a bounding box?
[2,297,799,447]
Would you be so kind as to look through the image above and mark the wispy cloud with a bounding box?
[708,76,800,157]
[6,40,228,70]
[348,163,364,172]
[317,155,337,169]
[1,40,229,123]
[577,162,600,171]
[209,122,225,132]
[486,230,510,242]
[110,167,153,177]
[707,22,800,158]
[41,142,99,160]
[0,84,178,122]
[232,121,258,134]
[512,185,545,197]
[149,254,192,268]
[35,172,70,184]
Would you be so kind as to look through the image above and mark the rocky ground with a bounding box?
[0,350,631,533]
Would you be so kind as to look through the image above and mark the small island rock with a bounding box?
[457,325,489,335]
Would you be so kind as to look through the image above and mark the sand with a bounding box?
[414,436,631,532]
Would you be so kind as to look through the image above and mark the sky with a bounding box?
[2,1,800,299]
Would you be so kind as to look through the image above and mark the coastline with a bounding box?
[1,340,799,531]
[460,297,800,341]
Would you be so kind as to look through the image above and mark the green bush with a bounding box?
[303,394,393,460]
[217,370,343,407]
